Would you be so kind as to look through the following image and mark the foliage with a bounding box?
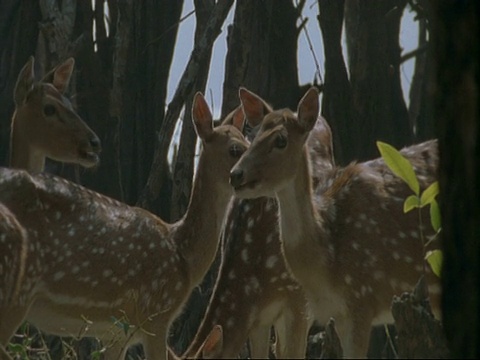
[377,141,442,277]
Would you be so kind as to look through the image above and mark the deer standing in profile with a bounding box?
[9,56,101,173]
[182,112,336,359]
[0,92,248,360]
[229,87,440,358]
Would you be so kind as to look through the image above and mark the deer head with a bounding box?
[10,56,101,173]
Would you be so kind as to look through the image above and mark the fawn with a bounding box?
[9,56,101,172]
[181,111,336,359]
[229,87,440,358]
[0,92,248,360]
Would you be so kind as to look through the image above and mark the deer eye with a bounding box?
[274,135,287,149]
[229,144,243,158]
[43,104,56,116]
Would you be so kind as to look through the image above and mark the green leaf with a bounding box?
[425,249,443,277]
[430,199,442,232]
[111,316,131,335]
[420,181,440,207]
[91,351,103,360]
[7,343,26,354]
[404,194,420,213]
[377,141,420,195]
[121,321,130,335]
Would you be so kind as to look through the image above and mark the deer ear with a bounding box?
[201,325,223,359]
[230,106,245,133]
[239,87,270,127]
[192,92,214,141]
[14,56,35,106]
[52,57,75,94]
[297,87,319,132]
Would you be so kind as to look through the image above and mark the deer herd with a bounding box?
[0,57,440,359]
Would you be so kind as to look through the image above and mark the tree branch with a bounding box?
[400,43,428,64]
[137,0,234,210]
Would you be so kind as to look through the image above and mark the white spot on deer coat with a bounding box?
[53,271,65,281]
[241,248,249,262]
[103,269,113,277]
[265,255,278,269]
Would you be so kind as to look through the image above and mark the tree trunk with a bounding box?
[317,0,356,165]
[0,0,41,166]
[221,0,301,115]
[433,1,480,358]
[344,0,411,161]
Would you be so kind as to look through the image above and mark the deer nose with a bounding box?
[230,168,244,188]
[89,135,102,152]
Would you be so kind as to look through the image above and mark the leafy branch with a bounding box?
[377,141,442,277]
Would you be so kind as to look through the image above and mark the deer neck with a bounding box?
[275,148,329,263]
[177,155,232,286]
[10,117,45,173]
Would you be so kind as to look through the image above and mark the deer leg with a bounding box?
[102,341,130,360]
[248,325,271,359]
[143,330,167,360]
[335,311,374,359]
[274,307,309,359]
[0,306,29,355]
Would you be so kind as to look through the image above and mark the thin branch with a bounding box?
[295,0,323,84]
[143,9,196,53]
[401,43,428,64]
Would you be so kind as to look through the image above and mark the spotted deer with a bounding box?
[181,113,336,359]
[0,203,29,359]
[9,56,101,173]
[229,87,440,358]
[0,92,248,360]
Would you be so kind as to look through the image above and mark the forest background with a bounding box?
[0,0,478,358]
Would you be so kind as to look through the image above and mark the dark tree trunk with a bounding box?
[317,0,356,165]
[59,0,183,219]
[433,1,480,358]
[221,0,301,115]
[407,10,435,143]
[67,0,120,197]
[345,0,412,161]
[122,0,183,208]
[0,0,41,166]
